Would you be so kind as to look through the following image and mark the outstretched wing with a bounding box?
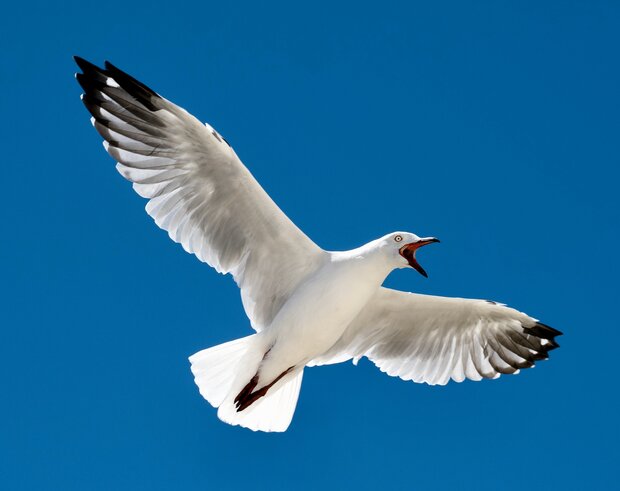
[75,57,326,330]
[310,287,561,385]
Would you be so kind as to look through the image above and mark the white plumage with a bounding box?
[75,57,562,432]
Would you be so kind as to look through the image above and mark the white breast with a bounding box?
[259,250,391,378]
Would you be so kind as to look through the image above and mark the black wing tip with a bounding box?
[103,59,160,103]
[523,321,562,352]
[73,56,161,112]
[75,71,102,93]
[73,54,88,65]
[73,56,104,76]
[537,322,563,337]
[104,60,123,74]
[478,321,562,377]
[73,54,87,66]
[524,322,563,340]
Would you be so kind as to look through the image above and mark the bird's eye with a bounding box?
[394,235,403,242]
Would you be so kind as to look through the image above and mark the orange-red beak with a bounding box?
[399,238,440,277]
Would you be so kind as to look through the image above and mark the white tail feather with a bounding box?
[189,335,256,407]
[218,369,304,432]
[189,335,304,432]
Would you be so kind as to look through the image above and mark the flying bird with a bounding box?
[74,57,562,432]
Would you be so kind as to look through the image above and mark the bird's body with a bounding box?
[74,57,562,432]
[250,241,394,386]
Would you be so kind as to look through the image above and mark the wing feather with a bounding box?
[75,57,326,329]
[309,288,561,385]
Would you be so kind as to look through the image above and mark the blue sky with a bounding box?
[2,1,619,489]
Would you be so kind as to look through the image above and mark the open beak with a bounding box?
[399,237,440,278]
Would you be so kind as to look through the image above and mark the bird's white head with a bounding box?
[378,232,440,277]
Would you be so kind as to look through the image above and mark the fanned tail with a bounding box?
[189,335,258,407]
[189,336,304,432]
[218,369,304,432]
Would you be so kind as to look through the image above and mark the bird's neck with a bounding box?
[332,243,394,282]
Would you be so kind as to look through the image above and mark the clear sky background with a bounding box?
[2,1,619,489]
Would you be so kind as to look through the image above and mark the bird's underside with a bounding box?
[74,57,563,432]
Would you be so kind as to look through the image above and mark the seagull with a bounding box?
[74,57,562,432]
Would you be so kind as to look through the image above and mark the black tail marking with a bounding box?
[235,367,294,412]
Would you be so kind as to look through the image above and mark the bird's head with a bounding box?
[380,232,440,277]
